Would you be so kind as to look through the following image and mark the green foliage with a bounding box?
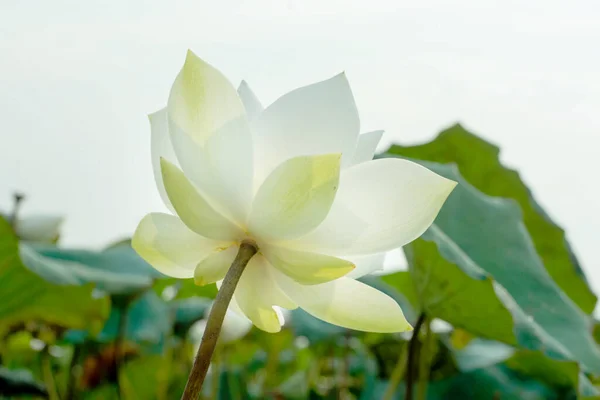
[19,244,155,295]
[0,216,109,336]
[386,124,596,314]
[381,160,600,369]
[3,125,599,399]
[380,160,600,396]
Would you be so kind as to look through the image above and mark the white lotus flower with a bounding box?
[133,50,456,333]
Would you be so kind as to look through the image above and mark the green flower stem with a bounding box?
[405,313,426,400]
[209,345,221,399]
[181,240,258,400]
[417,318,432,400]
[64,344,82,400]
[115,301,129,400]
[382,343,408,400]
[41,348,60,400]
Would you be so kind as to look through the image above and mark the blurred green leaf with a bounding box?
[380,271,419,311]
[373,364,558,400]
[66,291,171,349]
[171,297,212,336]
[103,291,171,345]
[506,350,597,397]
[217,367,250,400]
[20,245,150,295]
[83,385,120,400]
[120,355,170,400]
[288,309,347,343]
[431,364,558,400]
[278,370,310,399]
[445,337,597,397]
[0,216,109,335]
[153,277,218,300]
[448,338,515,372]
[24,244,162,295]
[380,160,600,375]
[386,124,596,313]
[0,366,47,397]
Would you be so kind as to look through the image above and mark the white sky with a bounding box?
[1,1,599,294]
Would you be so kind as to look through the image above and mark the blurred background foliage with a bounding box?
[1,125,599,399]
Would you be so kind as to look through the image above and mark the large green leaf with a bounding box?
[386,124,596,314]
[381,160,600,375]
[506,350,598,397]
[443,335,596,396]
[0,217,109,335]
[431,365,557,400]
[373,366,557,400]
[380,271,419,312]
[22,244,163,294]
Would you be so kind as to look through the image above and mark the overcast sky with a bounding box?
[1,0,599,295]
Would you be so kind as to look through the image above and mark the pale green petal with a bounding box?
[289,158,457,255]
[237,80,263,121]
[194,246,237,286]
[167,125,240,223]
[251,73,359,187]
[168,50,245,144]
[160,158,243,241]
[234,255,296,333]
[166,51,254,225]
[132,213,224,279]
[262,245,355,285]
[249,154,341,241]
[149,108,177,212]
[277,276,412,333]
[349,130,384,166]
[204,118,254,222]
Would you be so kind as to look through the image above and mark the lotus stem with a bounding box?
[417,318,432,400]
[405,312,426,400]
[41,348,61,400]
[114,302,129,400]
[180,240,258,400]
[382,343,408,400]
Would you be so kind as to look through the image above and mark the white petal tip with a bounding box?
[444,179,459,193]
[148,109,164,122]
